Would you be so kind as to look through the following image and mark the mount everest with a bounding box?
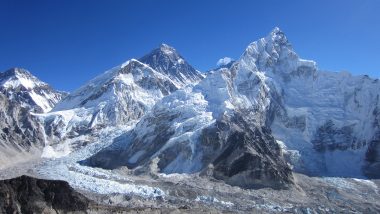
[0,27,379,212]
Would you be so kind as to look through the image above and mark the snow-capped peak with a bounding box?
[239,27,316,76]
[265,27,290,47]
[0,67,44,90]
[159,43,176,55]
[139,44,204,87]
[0,68,66,113]
[141,43,183,64]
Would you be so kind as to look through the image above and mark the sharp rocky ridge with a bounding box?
[1,28,380,192]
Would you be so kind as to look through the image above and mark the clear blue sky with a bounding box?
[1,0,379,91]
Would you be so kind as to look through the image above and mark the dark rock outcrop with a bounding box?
[364,136,380,178]
[0,175,89,213]
[200,115,294,189]
[311,120,365,152]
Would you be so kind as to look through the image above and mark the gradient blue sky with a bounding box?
[1,0,379,91]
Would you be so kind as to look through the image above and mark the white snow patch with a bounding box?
[41,144,71,159]
[195,195,234,207]
[216,57,233,67]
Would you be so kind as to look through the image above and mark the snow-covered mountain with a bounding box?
[86,27,380,188]
[1,28,379,213]
[41,45,203,143]
[237,27,380,177]
[1,28,379,190]
[0,68,66,168]
[0,68,66,113]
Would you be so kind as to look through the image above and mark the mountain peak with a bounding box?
[0,68,65,112]
[159,43,175,52]
[151,43,178,57]
[270,26,282,35]
[0,67,42,90]
[139,44,204,87]
[265,27,289,46]
[2,67,32,78]
[238,27,318,76]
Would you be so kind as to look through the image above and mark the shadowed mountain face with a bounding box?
[0,175,89,213]
[139,44,204,87]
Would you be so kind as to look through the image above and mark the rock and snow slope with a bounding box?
[241,28,380,177]
[0,68,66,168]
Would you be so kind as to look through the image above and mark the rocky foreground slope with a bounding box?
[0,175,89,213]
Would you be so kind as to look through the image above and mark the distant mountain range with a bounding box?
[1,27,379,191]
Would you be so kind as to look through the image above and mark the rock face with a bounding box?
[0,175,89,213]
[201,115,293,189]
[0,93,45,167]
[364,105,380,178]
[364,133,380,178]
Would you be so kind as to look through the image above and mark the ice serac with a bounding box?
[139,43,204,87]
[0,68,66,113]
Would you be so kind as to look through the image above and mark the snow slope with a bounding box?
[42,59,178,142]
